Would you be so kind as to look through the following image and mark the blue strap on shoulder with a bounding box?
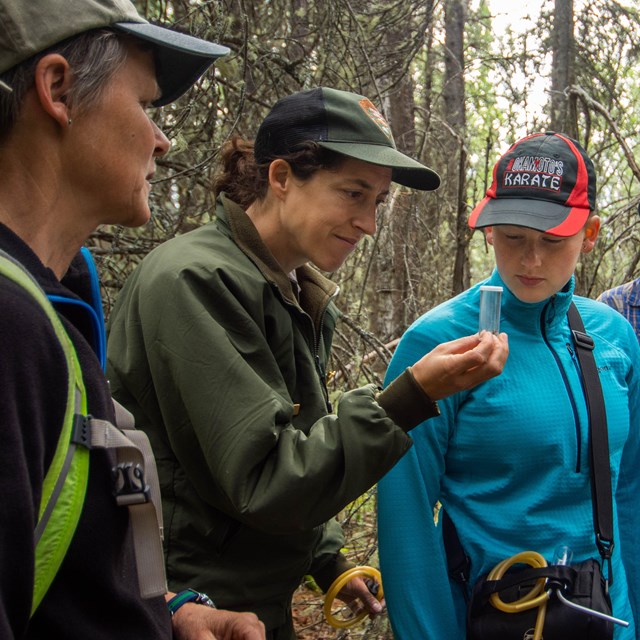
[47,247,107,371]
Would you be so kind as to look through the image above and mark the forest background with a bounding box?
[96,0,640,637]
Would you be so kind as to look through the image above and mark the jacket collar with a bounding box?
[0,223,106,363]
[217,194,339,308]
[625,280,640,307]
[489,268,574,334]
[0,223,66,296]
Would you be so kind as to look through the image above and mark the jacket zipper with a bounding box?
[276,282,337,413]
[540,302,582,472]
[312,288,339,413]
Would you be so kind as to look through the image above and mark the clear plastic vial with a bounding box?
[479,285,502,334]
[553,545,573,566]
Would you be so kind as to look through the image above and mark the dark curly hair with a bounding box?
[212,136,347,209]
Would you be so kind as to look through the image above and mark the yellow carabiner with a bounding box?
[323,566,384,629]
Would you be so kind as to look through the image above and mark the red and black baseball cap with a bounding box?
[468,131,596,236]
[254,87,440,191]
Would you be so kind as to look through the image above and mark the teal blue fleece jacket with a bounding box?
[377,270,640,639]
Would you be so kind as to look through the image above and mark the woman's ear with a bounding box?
[268,159,293,202]
[581,215,601,253]
[33,53,73,129]
[484,226,494,245]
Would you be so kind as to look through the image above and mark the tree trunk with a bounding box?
[443,0,469,295]
[367,53,418,341]
[550,0,577,137]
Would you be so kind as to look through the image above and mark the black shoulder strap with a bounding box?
[442,508,470,591]
[443,302,614,587]
[567,302,615,582]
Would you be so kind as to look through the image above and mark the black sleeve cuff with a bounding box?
[377,367,440,432]
[312,552,355,593]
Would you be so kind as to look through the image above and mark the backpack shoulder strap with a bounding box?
[87,404,166,597]
[0,250,90,615]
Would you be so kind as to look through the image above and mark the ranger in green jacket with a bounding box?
[106,87,509,638]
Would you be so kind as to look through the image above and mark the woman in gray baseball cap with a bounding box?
[0,1,264,639]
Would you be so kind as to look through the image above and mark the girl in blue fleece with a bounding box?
[377,132,639,639]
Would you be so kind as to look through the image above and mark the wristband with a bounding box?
[167,588,216,617]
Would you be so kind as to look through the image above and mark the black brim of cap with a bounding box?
[114,22,229,106]
[470,196,589,236]
[318,141,440,191]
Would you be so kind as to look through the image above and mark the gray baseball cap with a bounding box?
[0,0,229,106]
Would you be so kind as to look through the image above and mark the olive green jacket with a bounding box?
[106,195,436,629]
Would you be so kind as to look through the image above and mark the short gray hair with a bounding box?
[0,29,128,143]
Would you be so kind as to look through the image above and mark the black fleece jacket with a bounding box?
[0,224,170,639]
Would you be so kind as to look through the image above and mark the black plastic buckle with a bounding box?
[572,329,594,350]
[70,414,92,448]
[596,534,614,591]
[112,463,150,506]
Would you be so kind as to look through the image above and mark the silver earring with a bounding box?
[67,118,72,126]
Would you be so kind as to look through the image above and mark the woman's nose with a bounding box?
[354,205,378,236]
[153,121,171,157]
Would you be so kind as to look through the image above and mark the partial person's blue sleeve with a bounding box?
[615,327,640,628]
[377,324,466,640]
[597,288,623,313]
